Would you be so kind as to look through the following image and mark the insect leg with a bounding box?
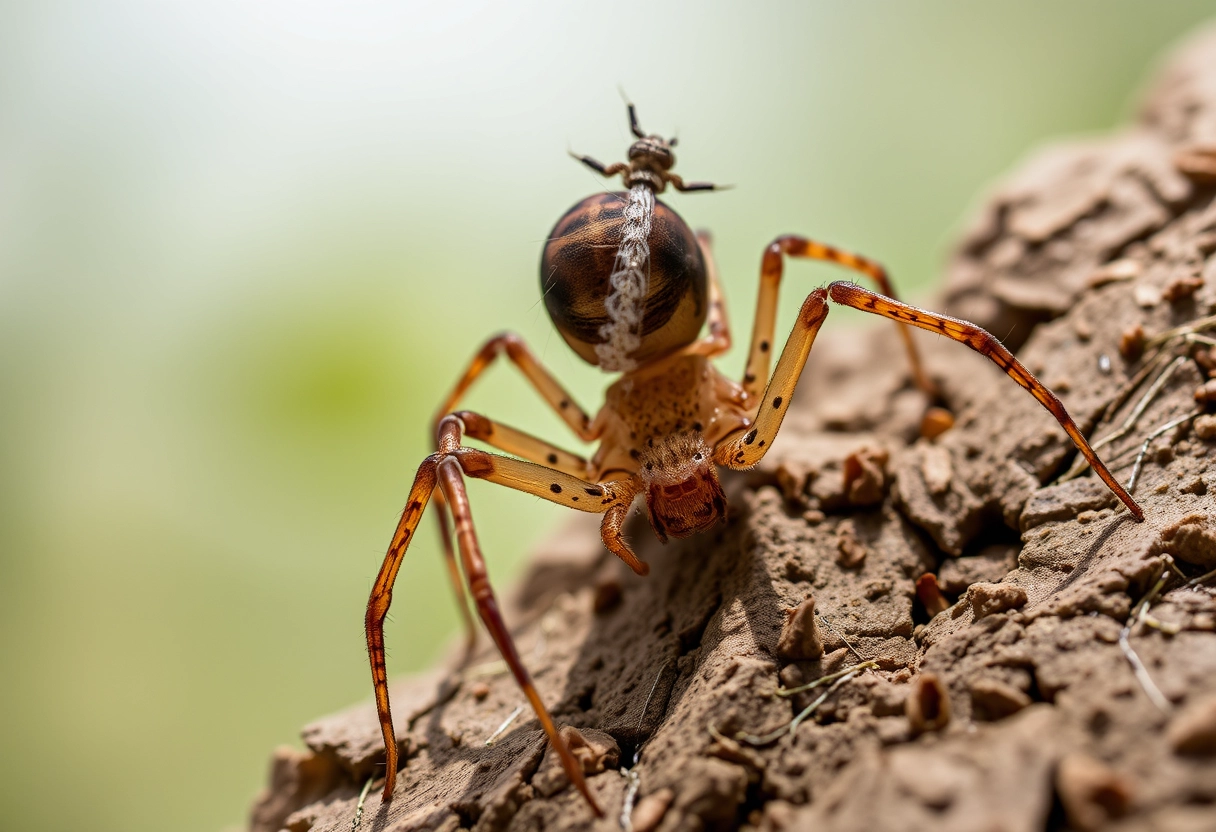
[716,289,830,470]
[433,332,596,441]
[430,333,600,652]
[666,172,726,192]
[452,410,588,478]
[690,230,732,356]
[827,281,1144,521]
[365,455,441,801]
[435,455,605,816]
[569,152,627,179]
[741,236,932,399]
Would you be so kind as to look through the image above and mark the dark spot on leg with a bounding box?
[585,487,604,497]
[759,340,769,353]
[693,421,703,432]
[772,396,782,409]
[550,483,562,494]
[560,400,569,409]
[547,453,558,465]
[744,429,757,445]
[759,440,765,447]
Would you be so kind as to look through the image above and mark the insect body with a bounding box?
[365,105,1144,816]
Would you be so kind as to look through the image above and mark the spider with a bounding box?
[364,104,1143,815]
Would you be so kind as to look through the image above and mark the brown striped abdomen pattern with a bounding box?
[541,192,708,367]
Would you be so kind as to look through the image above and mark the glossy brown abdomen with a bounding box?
[540,192,708,367]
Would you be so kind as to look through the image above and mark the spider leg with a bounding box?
[741,236,933,400]
[826,281,1143,521]
[715,289,830,469]
[368,415,638,808]
[452,410,588,478]
[666,172,726,192]
[569,152,628,180]
[433,332,595,441]
[431,333,599,653]
[435,457,605,816]
[365,455,440,802]
[688,230,732,357]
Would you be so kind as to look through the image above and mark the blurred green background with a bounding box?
[1,2,1213,830]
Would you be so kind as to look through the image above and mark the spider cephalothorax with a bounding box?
[637,431,726,542]
[364,103,1145,819]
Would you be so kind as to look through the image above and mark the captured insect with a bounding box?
[364,104,1144,815]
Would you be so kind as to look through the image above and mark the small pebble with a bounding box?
[1056,753,1133,832]
[1119,324,1146,362]
[915,573,950,618]
[920,407,955,440]
[1195,379,1216,407]
[1162,274,1204,303]
[966,582,1028,619]
[630,789,674,832]
[906,672,951,734]
[970,677,1031,720]
[835,521,867,568]
[777,596,824,661]
[470,682,490,701]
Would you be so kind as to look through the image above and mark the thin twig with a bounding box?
[815,613,865,662]
[1185,565,1216,589]
[1144,312,1216,348]
[1119,568,1172,715]
[733,664,872,746]
[1128,413,1198,491]
[619,661,671,832]
[485,705,523,746]
[1059,352,1183,482]
[350,776,374,831]
[774,660,879,698]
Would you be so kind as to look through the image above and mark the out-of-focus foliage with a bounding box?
[1,2,1212,830]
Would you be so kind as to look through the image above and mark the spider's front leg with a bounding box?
[428,332,599,653]
[826,281,1143,520]
[741,235,933,399]
[716,289,830,469]
[368,415,639,813]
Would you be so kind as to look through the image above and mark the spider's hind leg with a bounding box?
[826,281,1143,521]
[740,235,934,399]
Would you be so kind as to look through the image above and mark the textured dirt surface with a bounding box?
[252,26,1216,832]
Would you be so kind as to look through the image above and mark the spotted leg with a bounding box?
[826,281,1143,521]
[451,411,588,478]
[741,236,933,399]
[368,415,640,809]
[430,333,599,653]
[716,289,830,469]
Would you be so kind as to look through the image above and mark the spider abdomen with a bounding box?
[541,191,708,370]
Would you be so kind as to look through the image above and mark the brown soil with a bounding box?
[252,25,1216,832]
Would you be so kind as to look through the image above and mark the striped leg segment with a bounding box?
[433,332,595,441]
[741,236,932,399]
[827,281,1143,521]
[435,456,604,816]
[430,332,598,653]
[368,415,638,808]
[452,410,588,478]
[716,289,830,469]
[365,456,441,802]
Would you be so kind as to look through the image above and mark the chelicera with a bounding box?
[365,104,1144,815]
